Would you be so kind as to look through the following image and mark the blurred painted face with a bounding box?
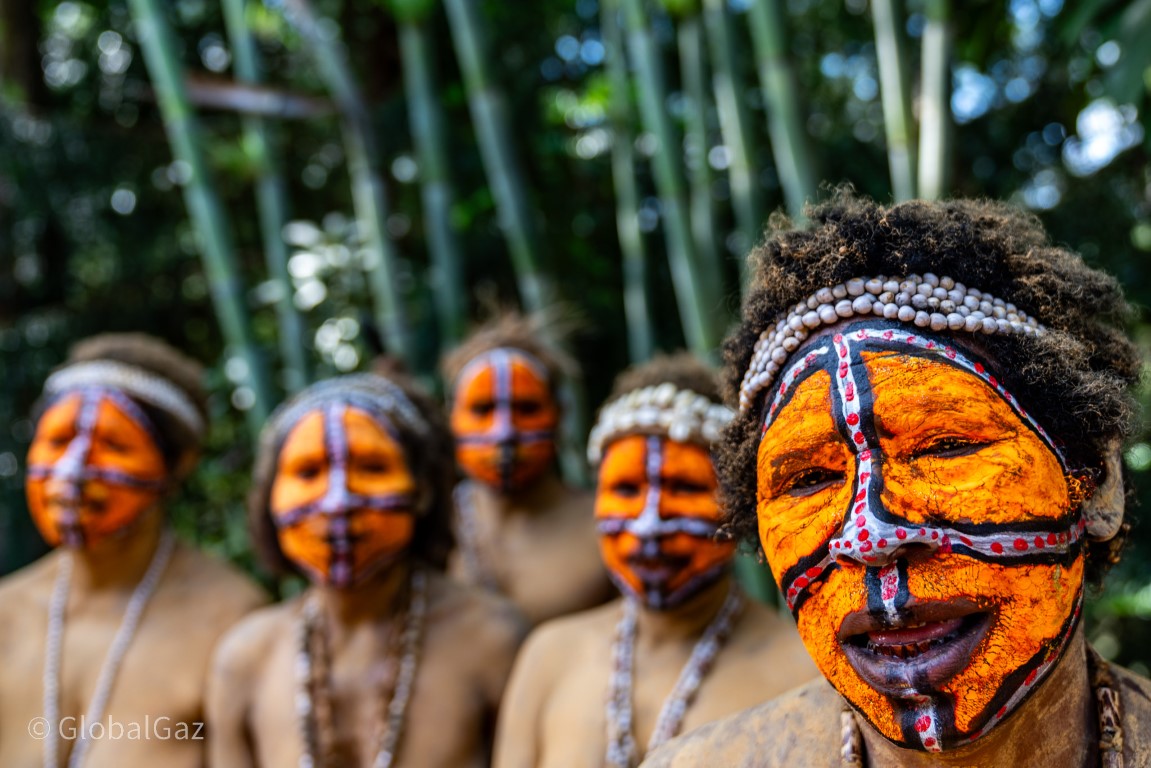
[271,404,417,588]
[595,434,733,610]
[755,322,1085,752]
[450,348,559,492]
[26,391,168,549]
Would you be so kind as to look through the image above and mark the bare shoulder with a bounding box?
[211,598,298,680]
[640,678,845,768]
[426,572,529,653]
[166,543,269,618]
[511,599,621,677]
[0,551,57,613]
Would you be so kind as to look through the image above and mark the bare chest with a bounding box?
[0,604,210,768]
[250,626,490,768]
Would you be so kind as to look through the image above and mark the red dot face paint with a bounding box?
[754,323,1085,751]
[26,392,168,549]
[449,349,559,492]
[271,406,417,588]
[595,435,734,610]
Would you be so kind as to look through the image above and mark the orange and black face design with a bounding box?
[26,389,168,549]
[270,403,418,589]
[450,348,559,492]
[756,321,1085,752]
[596,434,734,610]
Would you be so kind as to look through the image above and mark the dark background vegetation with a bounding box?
[2,0,1150,669]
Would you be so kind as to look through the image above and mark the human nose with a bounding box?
[828,502,942,568]
[46,436,91,497]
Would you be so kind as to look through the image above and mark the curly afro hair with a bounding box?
[440,311,578,397]
[720,190,1141,585]
[607,351,722,404]
[35,333,208,476]
[248,370,457,577]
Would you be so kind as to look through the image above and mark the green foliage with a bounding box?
[2,0,1151,666]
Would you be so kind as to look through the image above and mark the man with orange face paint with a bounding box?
[0,333,266,768]
[642,195,1151,768]
[494,354,817,768]
[443,314,615,624]
[207,371,527,768]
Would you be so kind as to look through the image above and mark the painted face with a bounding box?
[596,434,733,609]
[270,404,418,588]
[26,390,168,549]
[450,348,559,491]
[756,322,1085,752]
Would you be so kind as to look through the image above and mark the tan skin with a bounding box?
[0,509,267,768]
[207,561,528,768]
[641,628,1151,767]
[449,470,616,626]
[494,573,818,768]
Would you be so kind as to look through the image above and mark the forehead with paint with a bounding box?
[449,347,559,491]
[25,361,204,550]
[752,306,1090,751]
[590,383,734,610]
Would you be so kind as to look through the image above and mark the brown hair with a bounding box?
[440,311,578,397]
[720,191,1141,584]
[607,351,722,404]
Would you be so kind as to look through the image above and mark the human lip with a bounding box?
[626,553,689,583]
[839,600,992,695]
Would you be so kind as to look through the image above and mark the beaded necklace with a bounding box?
[838,646,1124,767]
[43,529,176,768]
[451,482,499,591]
[295,567,428,768]
[605,585,746,768]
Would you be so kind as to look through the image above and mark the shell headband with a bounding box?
[738,273,1046,413]
[588,383,733,465]
[45,361,205,438]
[267,374,427,448]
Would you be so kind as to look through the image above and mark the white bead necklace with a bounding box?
[295,567,428,768]
[605,584,746,768]
[43,528,176,768]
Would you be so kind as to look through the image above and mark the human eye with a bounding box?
[469,401,495,417]
[780,467,845,496]
[610,481,641,498]
[911,435,992,460]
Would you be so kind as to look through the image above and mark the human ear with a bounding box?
[1084,441,1124,541]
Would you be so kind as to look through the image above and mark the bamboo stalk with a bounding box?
[127,0,273,435]
[276,0,413,363]
[918,0,952,200]
[676,12,723,306]
[601,0,656,363]
[870,0,917,201]
[702,0,763,291]
[442,0,590,486]
[442,0,555,315]
[746,0,816,220]
[619,0,723,358]
[222,0,311,393]
[396,13,467,347]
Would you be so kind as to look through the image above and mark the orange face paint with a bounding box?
[26,391,168,548]
[450,348,558,492]
[596,434,733,609]
[271,404,417,588]
[755,323,1084,752]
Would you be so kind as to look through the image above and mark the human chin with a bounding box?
[279,513,414,589]
[604,541,728,611]
[802,552,1084,751]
